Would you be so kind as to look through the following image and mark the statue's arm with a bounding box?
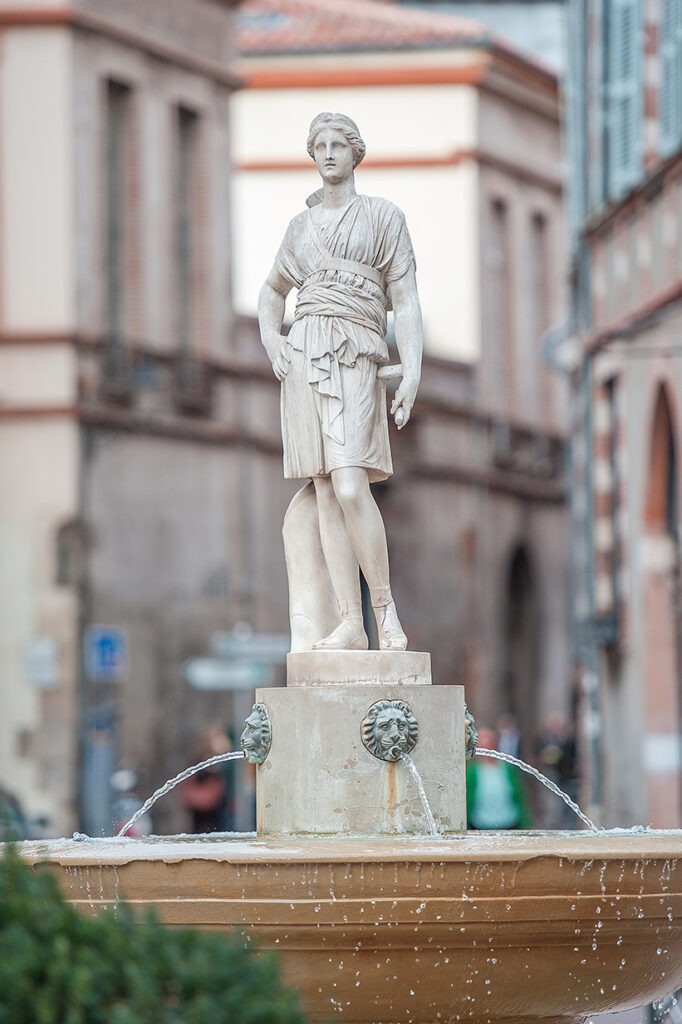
[388,266,423,429]
[258,268,292,381]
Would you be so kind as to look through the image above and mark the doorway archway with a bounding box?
[503,544,540,758]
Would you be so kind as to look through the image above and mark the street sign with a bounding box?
[211,630,290,663]
[84,626,128,683]
[183,658,274,691]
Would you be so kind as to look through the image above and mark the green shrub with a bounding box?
[0,845,308,1024]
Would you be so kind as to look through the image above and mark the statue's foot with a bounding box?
[373,598,408,651]
[312,618,369,651]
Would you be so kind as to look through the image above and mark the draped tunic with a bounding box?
[274,194,415,481]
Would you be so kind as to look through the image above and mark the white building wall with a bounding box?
[359,162,480,361]
[234,83,478,163]
[0,23,80,833]
[0,28,75,330]
[0,413,80,829]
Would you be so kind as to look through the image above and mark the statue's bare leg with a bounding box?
[329,466,407,651]
[311,476,369,650]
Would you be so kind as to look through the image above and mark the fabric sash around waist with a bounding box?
[314,256,385,289]
[293,280,388,340]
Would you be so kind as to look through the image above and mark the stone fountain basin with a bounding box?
[18,830,682,1024]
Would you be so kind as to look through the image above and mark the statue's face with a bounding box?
[312,127,354,184]
[374,708,409,752]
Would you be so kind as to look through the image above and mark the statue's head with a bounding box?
[306,112,366,169]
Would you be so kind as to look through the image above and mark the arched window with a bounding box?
[645,385,678,537]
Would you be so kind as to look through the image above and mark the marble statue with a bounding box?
[258,112,424,652]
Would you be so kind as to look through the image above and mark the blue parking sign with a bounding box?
[84,626,128,683]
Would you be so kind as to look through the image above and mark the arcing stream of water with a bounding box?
[475,747,599,831]
[116,750,246,838]
[115,745,597,840]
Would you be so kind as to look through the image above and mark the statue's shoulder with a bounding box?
[288,208,310,228]
[282,208,311,239]
[363,195,406,221]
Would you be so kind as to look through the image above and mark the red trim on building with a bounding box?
[238,148,562,194]
[0,7,72,27]
[240,63,489,90]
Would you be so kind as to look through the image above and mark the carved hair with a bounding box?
[361,699,418,762]
[306,112,366,168]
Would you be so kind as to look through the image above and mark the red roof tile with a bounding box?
[236,0,488,55]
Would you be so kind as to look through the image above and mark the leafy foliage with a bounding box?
[0,845,308,1024]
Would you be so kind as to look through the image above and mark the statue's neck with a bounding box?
[321,178,357,209]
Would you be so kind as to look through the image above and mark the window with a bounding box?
[678,177,682,270]
[606,0,643,199]
[650,194,665,289]
[602,229,614,317]
[106,81,132,342]
[529,212,550,418]
[645,385,678,536]
[530,213,550,340]
[627,215,639,301]
[175,106,200,353]
[488,199,513,415]
[660,0,682,155]
[604,377,620,609]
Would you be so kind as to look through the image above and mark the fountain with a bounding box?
[14,112,682,1022]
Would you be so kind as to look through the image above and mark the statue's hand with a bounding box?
[391,377,418,429]
[270,336,291,381]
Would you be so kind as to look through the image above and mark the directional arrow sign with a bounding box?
[211,632,290,663]
[84,626,128,683]
[183,658,274,691]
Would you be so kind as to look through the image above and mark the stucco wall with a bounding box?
[0,28,75,330]
[0,412,80,831]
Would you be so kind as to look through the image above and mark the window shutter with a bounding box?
[660,0,682,155]
[607,0,643,199]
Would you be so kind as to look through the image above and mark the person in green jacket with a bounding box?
[466,726,533,829]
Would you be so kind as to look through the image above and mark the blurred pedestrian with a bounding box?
[466,726,532,829]
[179,725,236,834]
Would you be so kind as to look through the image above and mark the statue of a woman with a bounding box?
[258,112,423,652]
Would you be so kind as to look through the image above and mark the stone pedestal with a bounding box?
[287,649,432,686]
[255,650,466,836]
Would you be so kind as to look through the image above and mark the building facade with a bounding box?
[0,0,576,837]
[567,0,682,826]
[0,0,297,837]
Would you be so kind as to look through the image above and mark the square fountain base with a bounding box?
[255,683,466,835]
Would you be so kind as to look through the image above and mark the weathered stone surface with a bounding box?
[20,832,682,1024]
[287,649,432,687]
[255,683,465,835]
